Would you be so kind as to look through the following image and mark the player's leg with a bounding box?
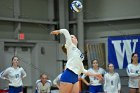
[136,88,140,93]
[59,82,73,93]
[72,82,79,93]
[60,69,78,93]
[139,80,140,93]
[129,88,136,93]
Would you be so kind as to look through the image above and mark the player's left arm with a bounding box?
[53,75,60,89]
[21,67,27,79]
[47,80,52,93]
[117,73,121,92]
[103,74,107,93]
[98,68,106,83]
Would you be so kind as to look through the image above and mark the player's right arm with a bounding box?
[35,80,40,93]
[84,71,103,80]
[127,65,139,77]
[81,74,90,86]
[0,68,10,80]
[53,75,61,89]
[103,73,107,93]
[117,73,121,92]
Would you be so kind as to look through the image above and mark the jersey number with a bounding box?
[111,80,113,85]
[80,54,84,59]
[15,74,19,78]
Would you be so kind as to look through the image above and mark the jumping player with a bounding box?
[50,29,99,93]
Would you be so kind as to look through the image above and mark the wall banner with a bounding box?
[108,36,140,69]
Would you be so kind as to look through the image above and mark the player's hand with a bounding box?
[86,83,90,86]
[50,30,60,35]
[4,78,11,83]
[95,74,103,80]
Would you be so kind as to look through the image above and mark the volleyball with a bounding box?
[70,0,83,12]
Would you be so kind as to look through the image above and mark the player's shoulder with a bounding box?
[87,68,93,71]
[127,63,133,68]
[5,67,13,71]
[99,67,105,71]
[7,67,12,70]
[114,72,119,76]
[138,63,140,66]
[46,80,52,86]
[100,67,104,70]
[15,67,25,71]
[36,79,41,84]
[18,67,24,70]
[47,80,52,83]
[104,72,109,77]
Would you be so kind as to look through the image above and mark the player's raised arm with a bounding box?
[50,30,60,35]
[50,29,72,46]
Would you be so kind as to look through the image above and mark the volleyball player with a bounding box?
[35,73,52,93]
[127,53,140,93]
[50,29,99,93]
[53,72,81,93]
[81,59,106,93]
[0,56,26,93]
[104,63,121,93]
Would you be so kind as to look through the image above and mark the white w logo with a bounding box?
[112,39,138,69]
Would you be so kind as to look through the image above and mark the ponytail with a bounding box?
[61,44,67,54]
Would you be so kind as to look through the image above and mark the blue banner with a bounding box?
[108,36,140,69]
